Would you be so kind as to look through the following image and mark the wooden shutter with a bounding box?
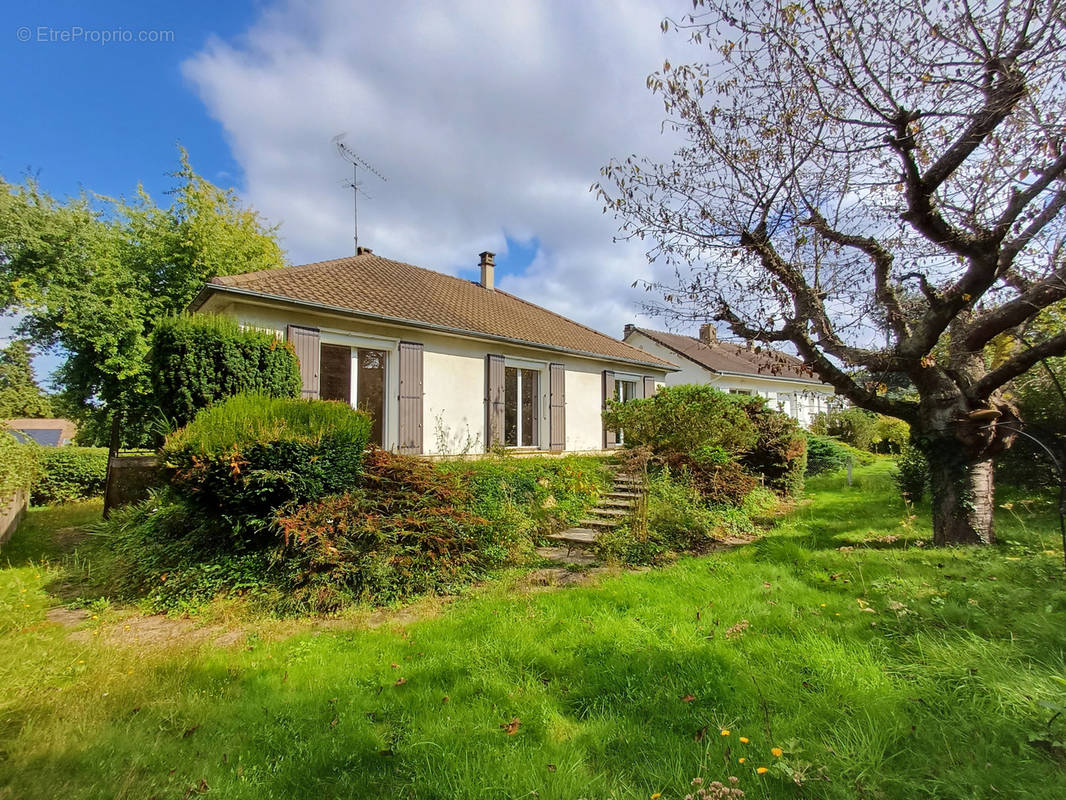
[602,369,616,449]
[485,354,505,446]
[549,363,565,452]
[397,342,423,454]
[286,325,320,399]
[642,376,657,398]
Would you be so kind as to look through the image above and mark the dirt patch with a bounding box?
[52,610,247,649]
[51,526,91,548]
[45,607,90,627]
[524,567,609,588]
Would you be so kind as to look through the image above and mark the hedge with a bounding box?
[150,314,301,429]
[0,431,38,498]
[162,395,372,540]
[30,446,109,505]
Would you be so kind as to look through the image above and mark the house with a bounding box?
[622,324,839,427]
[188,249,677,455]
[3,418,77,447]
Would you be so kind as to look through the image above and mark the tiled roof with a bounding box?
[628,327,824,383]
[193,253,675,369]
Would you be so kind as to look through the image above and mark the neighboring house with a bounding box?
[3,418,77,447]
[622,324,840,427]
[189,249,676,455]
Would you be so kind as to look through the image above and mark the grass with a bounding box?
[2,464,1065,799]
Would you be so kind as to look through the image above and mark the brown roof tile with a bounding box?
[630,327,823,383]
[195,253,675,369]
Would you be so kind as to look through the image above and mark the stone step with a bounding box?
[588,507,629,517]
[613,477,642,485]
[535,546,599,566]
[578,517,622,529]
[546,528,599,547]
[604,491,641,500]
[600,498,635,509]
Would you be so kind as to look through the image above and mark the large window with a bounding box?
[504,366,539,447]
[613,378,637,444]
[319,343,386,446]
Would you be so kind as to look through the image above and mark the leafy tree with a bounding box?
[0,150,285,446]
[598,0,1066,545]
[0,339,52,418]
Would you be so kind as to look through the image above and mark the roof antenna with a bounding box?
[332,133,386,255]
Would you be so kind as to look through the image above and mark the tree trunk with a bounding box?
[927,450,996,545]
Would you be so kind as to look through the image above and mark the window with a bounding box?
[504,366,539,447]
[728,388,754,396]
[613,378,637,444]
[319,343,387,446]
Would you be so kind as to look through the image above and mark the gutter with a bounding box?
[189,283,680,372]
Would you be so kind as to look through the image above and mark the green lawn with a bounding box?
[2,465,1065,799]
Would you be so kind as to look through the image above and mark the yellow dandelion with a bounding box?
[720,729,730,736]
[819,603,826,607]
[738,757,746,764]
[651,794,662,799]
[834,612,840,616]
[771,747,783,757]
[739,736,749,744]
[756,767,768,774]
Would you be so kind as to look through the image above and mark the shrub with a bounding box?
[30,446,108,504]
[0,430,38,498]
[893,443,929,504]
[810,407,909,454]
[602,385,757,457]
[150,314,301,430]
[162,395,371,537]
[734,396,808,495]
[805,435,851,476]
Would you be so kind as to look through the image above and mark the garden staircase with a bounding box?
[537,465,645,565]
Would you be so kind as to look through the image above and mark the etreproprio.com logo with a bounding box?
[16,26,175,44]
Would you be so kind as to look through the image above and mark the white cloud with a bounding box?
[182,0,688,337]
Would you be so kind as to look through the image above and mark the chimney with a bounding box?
[623,323,635,339]
[356,246,373,256]
[699,323,717,344]
[479,251,495,290]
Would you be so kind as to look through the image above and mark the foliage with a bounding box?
[149,314,301,431]
[162,395,371,538]
[5,465,1066,798]
[596,0,1066,545]
[0,340,52,418]
[893,443,930,505]
[30,447,108,505]
[810,408,909,454]
[805,435,851,476]
[0,430,38,497]
[603,384,757,457]
[734,396,807,496]
[0,149,285,447]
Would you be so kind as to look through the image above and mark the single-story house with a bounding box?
[189,249,677,455]
[3,418,77,447]
[622,324,840,428]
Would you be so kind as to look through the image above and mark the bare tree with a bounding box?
[597,0,1066,545]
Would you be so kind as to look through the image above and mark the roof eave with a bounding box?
[191,284,680,372]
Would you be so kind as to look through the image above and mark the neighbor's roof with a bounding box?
[628,326,827,384]
[3,418,78,447]
[191,253,677,370]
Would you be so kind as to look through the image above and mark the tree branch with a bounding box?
[973,332,1066,398]
[963,265,1066,351]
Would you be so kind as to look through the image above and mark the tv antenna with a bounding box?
[332,133,386,254]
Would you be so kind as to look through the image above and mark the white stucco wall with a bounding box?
[203,296,669,454]
[623,330,838,428]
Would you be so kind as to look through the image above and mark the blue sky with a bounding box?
[1,0,684,385]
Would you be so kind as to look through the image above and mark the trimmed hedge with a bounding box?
[162,395,372,538]
[30,446,109,505]
[0,431,38,498]
[805,435,851,476]
[150,314,301,429]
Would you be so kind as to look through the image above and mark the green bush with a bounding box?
[150,314,301,430]
[810,407,909,454]
[805,435,851,476]
[734,396,808,495]
[30,447,109,505]
[893,443,929,504]
[603,384,757,456]
[162,395,371,537]
[0,430,38,498]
